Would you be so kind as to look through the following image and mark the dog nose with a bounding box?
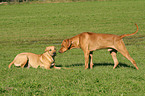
[53,52,56,55]
[59,50,62,53]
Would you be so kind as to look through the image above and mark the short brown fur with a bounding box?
[9,46,61,70]
[59,24,139,70]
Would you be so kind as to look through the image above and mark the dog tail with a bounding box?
[8,60,14,68]
[120,23,138,39]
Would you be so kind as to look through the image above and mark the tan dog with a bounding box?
[9,46,61,69]
[59,24,139,70]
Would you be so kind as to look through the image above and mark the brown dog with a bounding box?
[9,46,61,69]
[59,24,139,70]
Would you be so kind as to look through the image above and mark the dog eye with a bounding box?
[49,49,52,51]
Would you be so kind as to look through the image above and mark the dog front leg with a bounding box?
[84,51,90,69]
[44,64,51,70]
[52,63,61,69]
[89,51,94,69]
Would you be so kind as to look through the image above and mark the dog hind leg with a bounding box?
[21,59,28,68]
[115,41,139,70]
[14,54,28,68]
[108,49,119,69]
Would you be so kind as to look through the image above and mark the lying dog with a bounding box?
[8,46,61,69]
[59,24,139,70]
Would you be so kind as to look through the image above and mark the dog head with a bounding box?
[45,46,56,56]
[59,39,71,53]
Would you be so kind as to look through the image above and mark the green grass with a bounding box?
[0,0,145,95]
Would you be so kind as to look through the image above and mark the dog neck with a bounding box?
[43,52,54,63]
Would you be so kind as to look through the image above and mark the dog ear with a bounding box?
[65,39,72,48]
[45,47,48,51]
[45,47,50,52]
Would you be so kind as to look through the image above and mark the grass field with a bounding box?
[0,0,145,95]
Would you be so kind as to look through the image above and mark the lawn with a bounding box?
[0,0,145,95]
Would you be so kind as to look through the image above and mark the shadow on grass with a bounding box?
[23,61,135,70]
[65,62,136,69]
[93,63,136,69]
[23,62,63,69]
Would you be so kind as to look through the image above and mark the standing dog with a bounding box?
[59,24,139,70]
[9,46,61,69]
